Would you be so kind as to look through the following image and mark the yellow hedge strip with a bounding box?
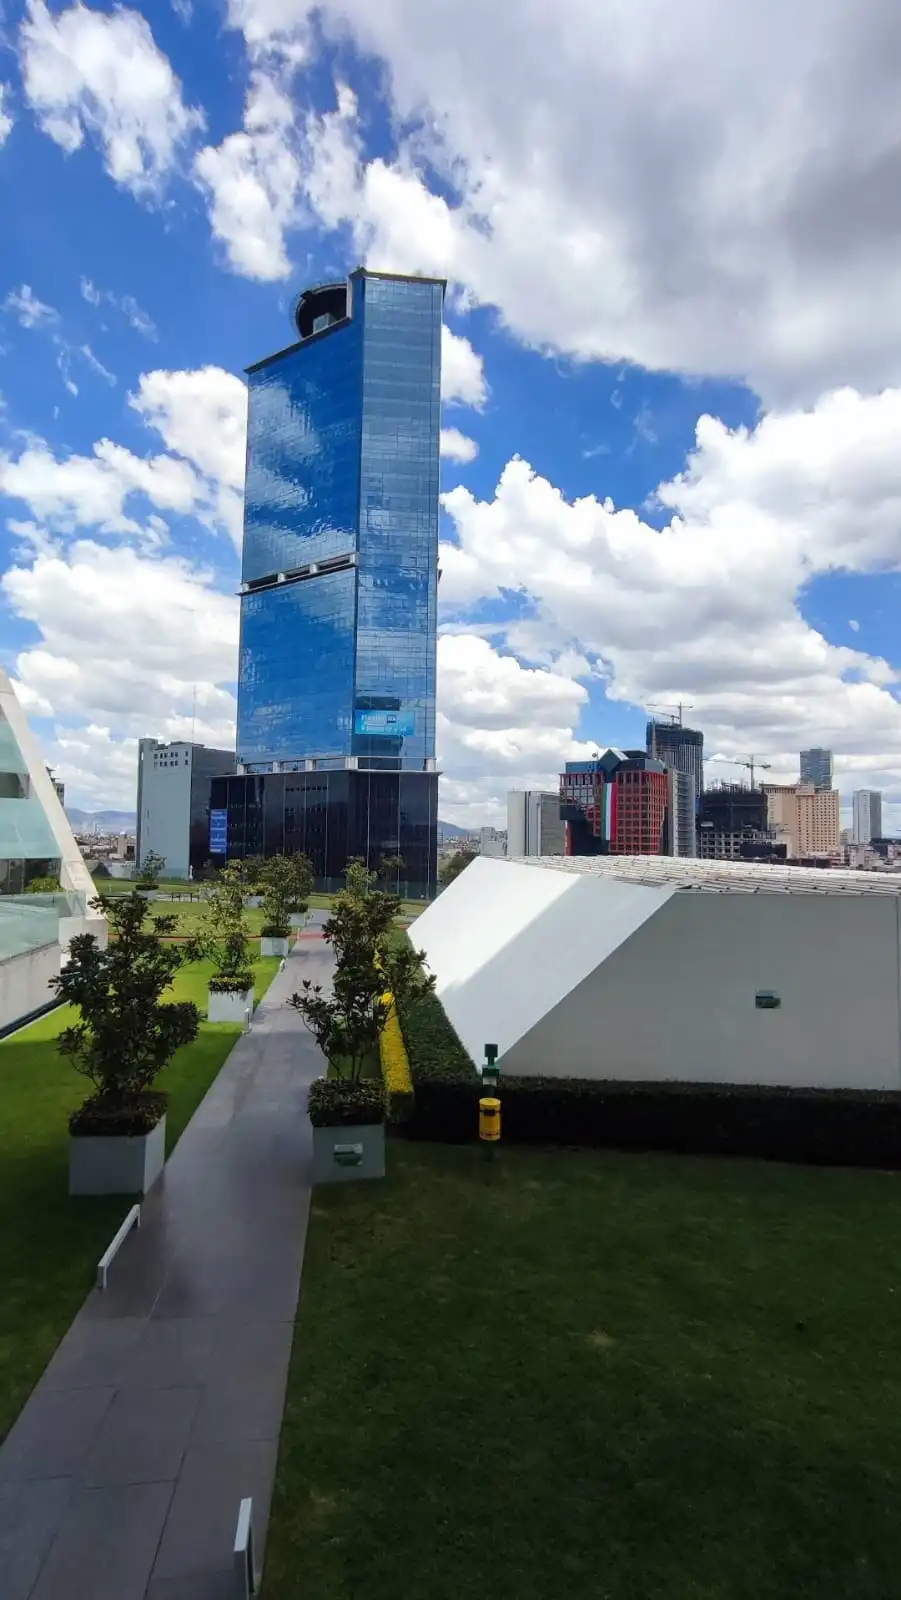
[379,991,415,1124]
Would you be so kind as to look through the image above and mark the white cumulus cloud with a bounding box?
[194,71,302,280]
[440,427,478,463]
[211,0,901,405]
[0,84,12,147]
[20,0,204,196]
[441,325,487,409]
[438,385,901,818]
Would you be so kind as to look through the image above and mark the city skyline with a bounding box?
[1,2,901,833]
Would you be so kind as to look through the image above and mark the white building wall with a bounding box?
[507,791,564,857]
[507,792,527,857]
[137,743,193,877]
[502,890,901,1091]
[414,856,674,1064]
[853,790,883,845]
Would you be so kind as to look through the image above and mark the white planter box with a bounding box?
[260,936,290,957]
[69,1114,166,1196]
[244,894,263,908]
[208,987,254,1024]
[312,1121,386,1185]
[289,912,309,928]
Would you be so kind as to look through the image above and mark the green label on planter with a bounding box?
[333,1143,364,1166]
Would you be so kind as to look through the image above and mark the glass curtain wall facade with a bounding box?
[230,269,443,890]
[209,769,438,898]
[0,701,61,893]
[236,269,442,773]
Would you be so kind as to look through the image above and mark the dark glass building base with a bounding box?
[208,768,438,899]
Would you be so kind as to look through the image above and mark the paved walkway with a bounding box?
[0,939,332,1600]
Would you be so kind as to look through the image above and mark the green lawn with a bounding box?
[92,879,425,919]
[0,954,279,1443]
[265,1141,901,1600]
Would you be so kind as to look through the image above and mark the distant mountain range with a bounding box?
[67,809,137,831]
[437,820,470,839]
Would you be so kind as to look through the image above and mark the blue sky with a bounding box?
[1,0,900,826]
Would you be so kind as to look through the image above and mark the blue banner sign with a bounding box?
[353,710,415,736]
[209,808,228,852]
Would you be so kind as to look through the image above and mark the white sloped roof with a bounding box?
[412,855,673,1065]
[505,853,901,895]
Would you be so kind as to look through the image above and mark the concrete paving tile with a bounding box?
[0,1478,72,1600]
[145,1572,234,1599]
[116,1317,218,1389]
[215,1256,302,1321]
[30,1481,174,1600]
[150,1439,275,1582]
[82,1386,200,1486]
[190,1371,289,1444]
[0,1386,114,1482]
[208,1316,296,1376]
[40,1317,146,1390]
[76,1230,170,1322]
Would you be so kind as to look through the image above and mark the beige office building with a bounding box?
[764,783,840,860]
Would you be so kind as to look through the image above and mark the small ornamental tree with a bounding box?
[377,852,405,893]
[285,852,314,917]
[186,863,254,992]
[52,891,199,1135]
[439,847,477,888]
[289,858,433,1085]
[236,855,267,894]
[257,853,313,937]
[136,849,166,889]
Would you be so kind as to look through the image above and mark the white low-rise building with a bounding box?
[412,853,901,1092]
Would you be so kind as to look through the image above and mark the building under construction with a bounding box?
[645,719,704,797]
[697,782,785,862]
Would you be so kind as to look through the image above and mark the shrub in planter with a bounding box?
[256,853,314,932]
[309,1078,387,1183]
[209,974,255,994]
[289,859,433,1085]
[52,892,199,1193]
[186,864,254,1009]
[308,1078,386,1127]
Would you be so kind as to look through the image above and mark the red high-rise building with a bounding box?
[560,750,668,856]
[611,766,668,854]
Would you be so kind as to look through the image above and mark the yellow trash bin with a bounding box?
[479,1096,501,1142]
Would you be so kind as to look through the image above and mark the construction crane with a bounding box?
[647,702,694,727]
[711,754,773,789]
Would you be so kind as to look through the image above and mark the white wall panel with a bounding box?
[413,857,673,1065]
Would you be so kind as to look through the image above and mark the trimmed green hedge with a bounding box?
[394,984,478,1142]
[496,1077,901,1167]
[396,985,901,1166]
[308,1079,385,1128]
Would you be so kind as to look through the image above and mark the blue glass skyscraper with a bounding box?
[211,269,444,893]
